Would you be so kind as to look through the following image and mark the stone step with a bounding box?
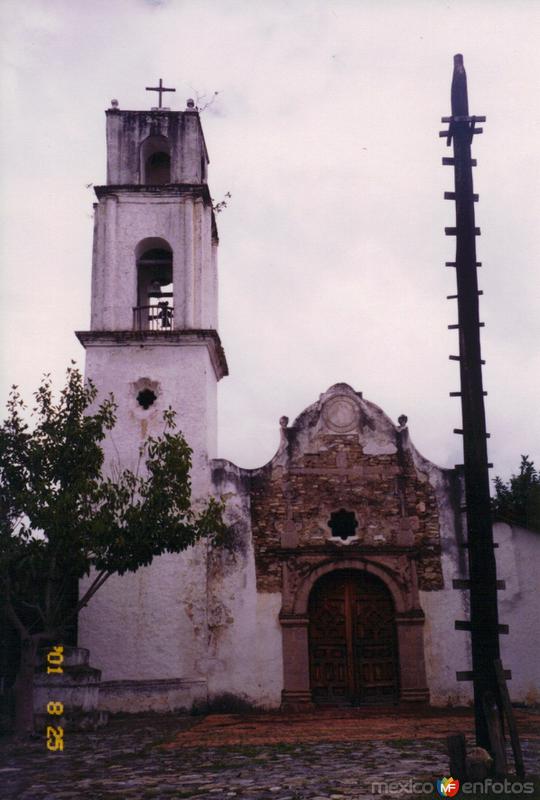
[37,646,90,669]
[35,665,101,686]
[34,678,100,714]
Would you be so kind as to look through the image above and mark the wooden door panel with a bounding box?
[309,576,349,704]
[309,570,398,705]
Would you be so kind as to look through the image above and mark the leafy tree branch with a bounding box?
[0,365,227,736]
[491,455,540,532]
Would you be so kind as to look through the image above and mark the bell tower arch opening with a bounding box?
[308,569,399,706]
[135,238,173,330]
[140,134,171,184]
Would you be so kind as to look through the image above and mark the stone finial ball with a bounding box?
[186,98,195,109]
[279,416,289,429]
[398,414,408,427]
[110,99,119,108]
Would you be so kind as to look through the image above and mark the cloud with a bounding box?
[0,0,538,482]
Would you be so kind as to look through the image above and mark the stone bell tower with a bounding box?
[78,90,227,482]
[76,85,227,711]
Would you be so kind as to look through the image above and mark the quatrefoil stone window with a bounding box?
[328,509,358,541]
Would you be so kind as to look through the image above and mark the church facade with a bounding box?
[77,97,539,713]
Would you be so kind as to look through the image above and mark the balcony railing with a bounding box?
[133,302,174,331]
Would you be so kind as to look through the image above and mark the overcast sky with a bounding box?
[1,0,539,482]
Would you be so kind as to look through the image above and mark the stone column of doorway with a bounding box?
[396,611,430,702]
[280,614,314,709]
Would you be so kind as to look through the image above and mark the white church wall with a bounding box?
[496,522,540,705]
[410,450,473,706]
[420,570,473,706]
[208,461,284,708]
[207,565,283,708]
[78,343,217,710]
[91,193,215,332]
[81,342,217,486]
[79,546,207,702]
[200,203,217,329]
[106,109,207,185]
[420,509,540,706]
[204,354,218,462]
[253,593,284,707]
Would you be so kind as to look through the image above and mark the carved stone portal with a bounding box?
[280,557,429,708]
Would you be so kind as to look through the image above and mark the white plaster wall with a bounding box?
[78,342,216,694]
[420,507,540,706]
[253,593,284,706]
[91,194,215,332]
[176,114,206,184]
[411,458,473,705]
[207,564,283,708]
[200,204,217,329]
[79,546,207,683]
[82,342,217,480]
[208,463,283,708]
[106,110,207,185]
[420,568,473,706]
[496,522,540,704]
[209,241,219,328]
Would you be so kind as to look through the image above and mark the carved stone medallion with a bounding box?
[322,395,359,433]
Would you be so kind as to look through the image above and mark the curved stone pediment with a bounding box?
[289,383,399,459]
[211,383,450,598]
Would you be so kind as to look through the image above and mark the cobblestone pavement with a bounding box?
[1,709,539,800]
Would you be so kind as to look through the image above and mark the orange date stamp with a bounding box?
[45,645,64,752]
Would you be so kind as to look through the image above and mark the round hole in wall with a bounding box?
[137,389,157,410]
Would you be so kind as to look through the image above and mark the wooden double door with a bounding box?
[308,570,398,705]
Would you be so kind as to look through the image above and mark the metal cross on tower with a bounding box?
[145,78,176,109]
[440,54,506,754]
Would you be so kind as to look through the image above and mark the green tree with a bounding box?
[492,455,540,533]
[0,366,226,736]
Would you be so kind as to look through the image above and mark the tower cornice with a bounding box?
[93,184,218,242]
[106,108,200,116]
[94,183,212,202]
[76,329,228,381]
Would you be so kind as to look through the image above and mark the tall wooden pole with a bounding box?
[441,54,503,751]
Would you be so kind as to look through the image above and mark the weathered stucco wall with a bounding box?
[90,191,216,332]
[496,522,540,704]
[208,462,283,708]
[105,108,208,185]
[418,465,473,706]
[80,342,218,474]
[421,517,540,707]
[78,333,219,710]
[79,547,207,684]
